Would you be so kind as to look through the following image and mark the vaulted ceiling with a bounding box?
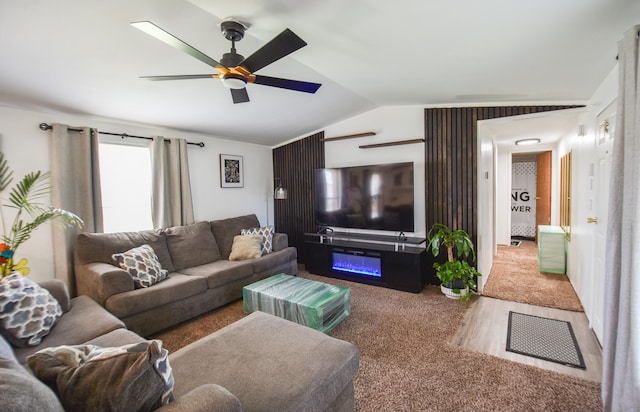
[1,0,638,146]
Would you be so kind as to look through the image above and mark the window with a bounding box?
[99,142,153,233]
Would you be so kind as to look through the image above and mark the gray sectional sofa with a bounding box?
[74,214,298,336]
[1,279,360,411]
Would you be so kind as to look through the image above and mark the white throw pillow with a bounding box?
[229,235,263,261]
[241,225,274,254]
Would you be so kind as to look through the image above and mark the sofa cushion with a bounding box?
[165,221,222,271]
[210,214,261,259]
[13,295,125,364]
[272,233,289,252]
[112,244,169,288]
[251,247,298,275]
[241,225,274,254]
[0,273,63,347]
[0,357,64,411]
[84,328,147,347]
[76,229,174,272]
[0,333,17,362]
[105,273,207,319]
[229,235,263,261]
[37,280,71,313]
[28,340,174,411]
[179,260,254,289]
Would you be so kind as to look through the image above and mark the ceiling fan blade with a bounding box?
[141,74,215,81]
[131,21,224,69]
[253,75,321,94]
[239,29,307,73]
[230,88,250,104]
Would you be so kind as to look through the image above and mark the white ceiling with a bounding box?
[1,0,638,146]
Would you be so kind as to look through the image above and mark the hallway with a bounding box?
[482,240,582,311]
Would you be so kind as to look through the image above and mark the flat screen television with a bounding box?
[314,162,415,233]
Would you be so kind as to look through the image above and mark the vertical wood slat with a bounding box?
[273,131,324,264]
[424,105,582,243]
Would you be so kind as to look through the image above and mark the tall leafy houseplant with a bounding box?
[0,151,83,277]
[426,223,481,301]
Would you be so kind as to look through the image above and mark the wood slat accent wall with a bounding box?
[424,105,581,242]
[273,131,325,263]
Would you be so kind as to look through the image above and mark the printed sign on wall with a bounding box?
[512,162,537,238]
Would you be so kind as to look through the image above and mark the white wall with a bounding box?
[476,126,496,291]
[319,106,427,237]
[0,105,273,282]
[494,146,513,245]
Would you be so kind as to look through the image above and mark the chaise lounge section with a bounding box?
[74,214,298,336]
[0,279,360,411]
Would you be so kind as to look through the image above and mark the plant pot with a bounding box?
[440,283,469,299]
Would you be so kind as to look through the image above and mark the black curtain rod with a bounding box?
[38,123,205,147]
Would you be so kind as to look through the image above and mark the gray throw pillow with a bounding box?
[27,340,174,412]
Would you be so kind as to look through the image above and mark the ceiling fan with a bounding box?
[131,19,321,104]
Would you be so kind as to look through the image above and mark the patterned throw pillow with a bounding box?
[241,225,274,254]
[112,244,168,288]
[0,273,63,348]
[28,340,174,411]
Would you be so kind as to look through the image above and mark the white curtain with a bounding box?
[602,24,640,411]
[49,123,103,295]
[150,136,194,229]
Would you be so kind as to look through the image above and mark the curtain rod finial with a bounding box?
[39,123,52,131]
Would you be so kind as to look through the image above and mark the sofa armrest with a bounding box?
[38,280,71,313]
[157,384,242,412]
[272,233,289,252]
[74,262,134,307]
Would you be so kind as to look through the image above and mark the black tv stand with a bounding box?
[304,232,435,293]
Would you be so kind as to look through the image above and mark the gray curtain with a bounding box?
[602,24,640,411]
[49,123,103,295]
[150,136,194,229]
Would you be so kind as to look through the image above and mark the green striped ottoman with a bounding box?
[243,273,351,333]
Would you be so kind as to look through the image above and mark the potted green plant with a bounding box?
[0,151,83,277]
[426,223,481,301]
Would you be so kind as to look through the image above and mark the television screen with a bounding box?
[314,162,415,232]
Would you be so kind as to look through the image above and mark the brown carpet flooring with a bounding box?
[153,271,601,411]
[481,240,584,312]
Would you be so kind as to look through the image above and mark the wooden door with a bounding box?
[536,151,552,239]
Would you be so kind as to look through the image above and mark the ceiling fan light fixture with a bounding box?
[515,138,541,146]
[221,74,247,89]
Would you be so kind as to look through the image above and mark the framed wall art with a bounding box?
[220,154,243,188]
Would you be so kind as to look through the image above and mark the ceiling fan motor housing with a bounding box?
[220,52,244,68]
[220,20,245,42]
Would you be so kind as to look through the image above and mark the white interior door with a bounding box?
[590,104,615,345]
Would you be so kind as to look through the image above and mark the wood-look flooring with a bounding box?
[451,296,602,382]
